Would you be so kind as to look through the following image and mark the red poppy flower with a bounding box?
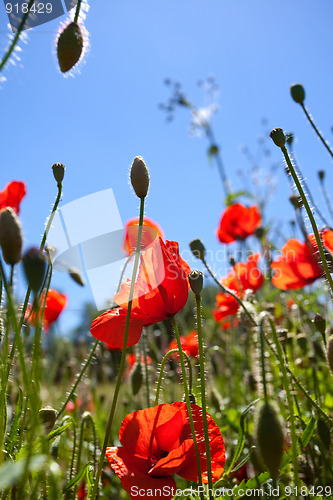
[0,181,26,215]
[168,330,199,359]
[26,289,67,332]
[106,402,225,500]
[123,217,164,255]
[90,238,191,349]
[213,254,264,322]
[216,203,261,244]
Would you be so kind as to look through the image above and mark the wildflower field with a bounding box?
[0,2,333,499]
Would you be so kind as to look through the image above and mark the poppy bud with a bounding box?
[130,156,150,198]
[22,247,47,294]
[290,83,305,104]
[189,239,206,261]
[312,313,326,339]
[52,163,65,185]
[317,418,330,450]
[296,332,308,352]
[57,22,84,73]
[131,361,143,395]
[255,402,284,481]
[0,207,23,266]
[289,194,303,210]
[270,128,286,148]
[188,270,203,297]
[68,266,85,287]
[39,406,57,432]
[318,170,325,182]
[327,335,333,373]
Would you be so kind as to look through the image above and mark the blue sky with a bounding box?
[0,0,333,333]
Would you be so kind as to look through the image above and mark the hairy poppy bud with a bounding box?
[189,239,206,261]
[52,163,65,185]
[131,361,143,395]
[22,247,47,294]
[312,313,326,338]
[39,406,57,432]
[57,22,84,73]
[255,403,284,481]
[290,83,305,104]
[327,335,333,373]
[68,266,85,287]
[188,270,203,297]
[130,156,150,198]
[289,194,303,210]
[0,207,23,265]
[317,418,330,450]
[318,170,325,182]
[270,128,286,148]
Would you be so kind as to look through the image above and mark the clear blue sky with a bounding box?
[1,0,333,333]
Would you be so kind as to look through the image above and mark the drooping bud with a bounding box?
[327,335,333,373]
[318,170,325,182]
[52,163,65,185]
[255,403,284,481]
[39,406,57,432]
[189,239,206,261]
[131,361,143,395]
[290,83,305,104]
[188,270,203,297]
[0,208,23,265]
[68,266,85,287]
[130,156,150,198]
[22,247,47,294]
[270,128,286,148]
[57,22,84,73]
[312,313,326,340]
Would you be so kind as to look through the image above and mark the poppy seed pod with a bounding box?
[188,270,203,297]
[255,402,284,481]
[57,22,84,73]
[52,163,65,185]
[270,128,286,148]
[0,207,23,265]
[130,156,150,198]
[327,335,333,373]
[290,83,305,104]
[189,239,206,261]
[22,247,47,294]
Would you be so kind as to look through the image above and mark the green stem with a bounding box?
[301,103,333,160]
[56,339,99,422]
[89,197,146,500]
[0,0,35,73]
[142,328,150,407]
[116,254,133,293]
[259,316,268,404]
[154,349,193,405]
[281,145,333,296]
[74,0,83,23]
[170,315,204,496]
[202,257,257,326]
[40,182,63,251]
[266,315,300,492]
[195,293,213,498]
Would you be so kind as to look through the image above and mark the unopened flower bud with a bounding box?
[68,266,85,287]
[312,313,326,338]
[188,270,203,297]
[39,406,57,431]
[189,239,206,261]
[255,403,284,481]
[131,361,143,395]
[0,208,22,265]
[318,170,325,182]
[57,22,84,73]
[289,194,303,210]
[130,156,149,198]
[270,128,286,148]
[327,335,333,373]
[290,83,305,104]
[22,247,47,294]
[52,163,65,185]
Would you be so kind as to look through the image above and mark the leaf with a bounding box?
[231,472,271,499]
[301,416,316,448]
[6,388,23,458]
[63,462,90,493]
[47,421,73,440]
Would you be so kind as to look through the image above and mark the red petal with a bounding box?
[90,308,145,349]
